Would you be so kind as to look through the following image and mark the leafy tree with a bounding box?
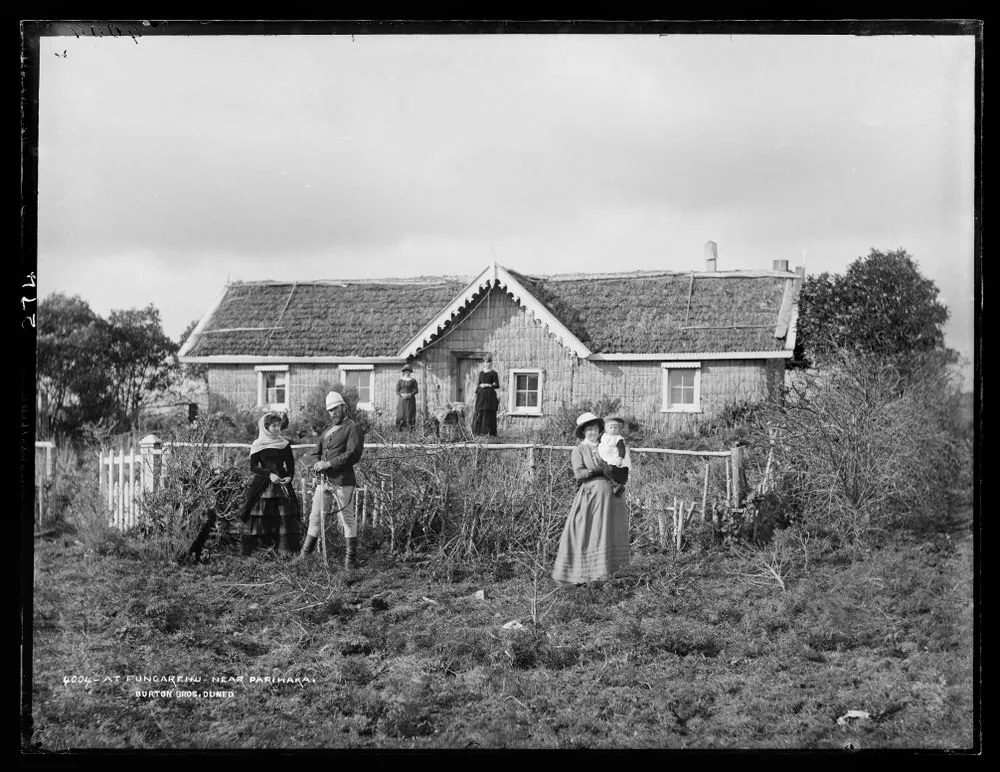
[100,306,180,432]
[796,248,950,369]
[36,294,113,437]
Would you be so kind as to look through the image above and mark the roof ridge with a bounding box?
[228,276,471,287]
[515,269,687,282]
[519,269,797,282]
[226,268,796,288]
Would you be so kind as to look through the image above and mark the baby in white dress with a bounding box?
[598,414,630,496]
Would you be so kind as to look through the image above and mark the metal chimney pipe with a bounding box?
[705,241,718,271]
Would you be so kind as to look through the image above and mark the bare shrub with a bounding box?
[352,437,574,574]
[307,419,740,573]
[133,418,251,561]
[724,539,796,593]
[63,481,126,557]
[626,453,729,552]
[750,350,970,542]
[45,443,88,526]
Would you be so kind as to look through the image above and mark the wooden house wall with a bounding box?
[208,356,779,433]
[204,286,786,432]
[207,364,407,417]
[206,366,259,413]
[413,287,782,436]
[416,287,577,431]
[556,359,775,435]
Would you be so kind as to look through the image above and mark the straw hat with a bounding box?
[401,364,413,373]
[325,391,346,410]
[602,413,625,426]
[574,411,604,439]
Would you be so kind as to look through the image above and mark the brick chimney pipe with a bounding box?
[773,259,789,271]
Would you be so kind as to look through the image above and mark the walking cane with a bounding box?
[317,476,329,568]
[314,472,329,567]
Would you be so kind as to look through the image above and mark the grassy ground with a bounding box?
[27,500,976,751]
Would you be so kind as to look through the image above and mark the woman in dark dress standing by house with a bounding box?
[471,355,500,437]
[240,412,300,557]
[395,364,418,431]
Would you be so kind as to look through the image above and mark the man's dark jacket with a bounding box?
[311,418,365,487]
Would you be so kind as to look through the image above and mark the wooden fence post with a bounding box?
[98,450,107,509]
[116,445,125,530]
[758,427,777,494]
[701,461,711,522]
[301,477,308,527]
[36,472,45,529]
[378,478,386,528]
[729,444,748,509]
[128,443,137,529]
[139,434,162,496]
[106,450,114,514]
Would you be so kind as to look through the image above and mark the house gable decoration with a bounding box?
[396,262,593,360]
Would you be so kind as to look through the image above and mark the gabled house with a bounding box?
[178,245,803,435]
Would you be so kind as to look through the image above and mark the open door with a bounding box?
[456,356,484,419]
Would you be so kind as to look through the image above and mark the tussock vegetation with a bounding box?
[30,505,974,750]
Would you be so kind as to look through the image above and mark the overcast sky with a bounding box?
[34,29,977,382]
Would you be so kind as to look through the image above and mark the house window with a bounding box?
[255,365,289,410]
[509,369,543,416]
[661,362,701,412]
[340,365,374,411]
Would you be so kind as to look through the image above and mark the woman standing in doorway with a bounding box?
[471,355,500,437]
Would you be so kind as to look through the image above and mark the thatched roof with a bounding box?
[180,265,799,360]
[182,279,467,358]
[509,269,795,354]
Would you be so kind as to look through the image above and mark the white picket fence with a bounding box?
[98,436,162,530]
[97,435,380,531]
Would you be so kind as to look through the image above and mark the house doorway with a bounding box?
[456,355,485,417]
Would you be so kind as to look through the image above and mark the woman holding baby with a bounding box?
[551,412,632,585]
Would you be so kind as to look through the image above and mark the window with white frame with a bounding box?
[508,368,543,415]
[661,362,702,412]
[340,365,374,411]
[256,365,289,410]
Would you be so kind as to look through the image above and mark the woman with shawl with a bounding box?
[551,412,630,584]
[239,412,300,557]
